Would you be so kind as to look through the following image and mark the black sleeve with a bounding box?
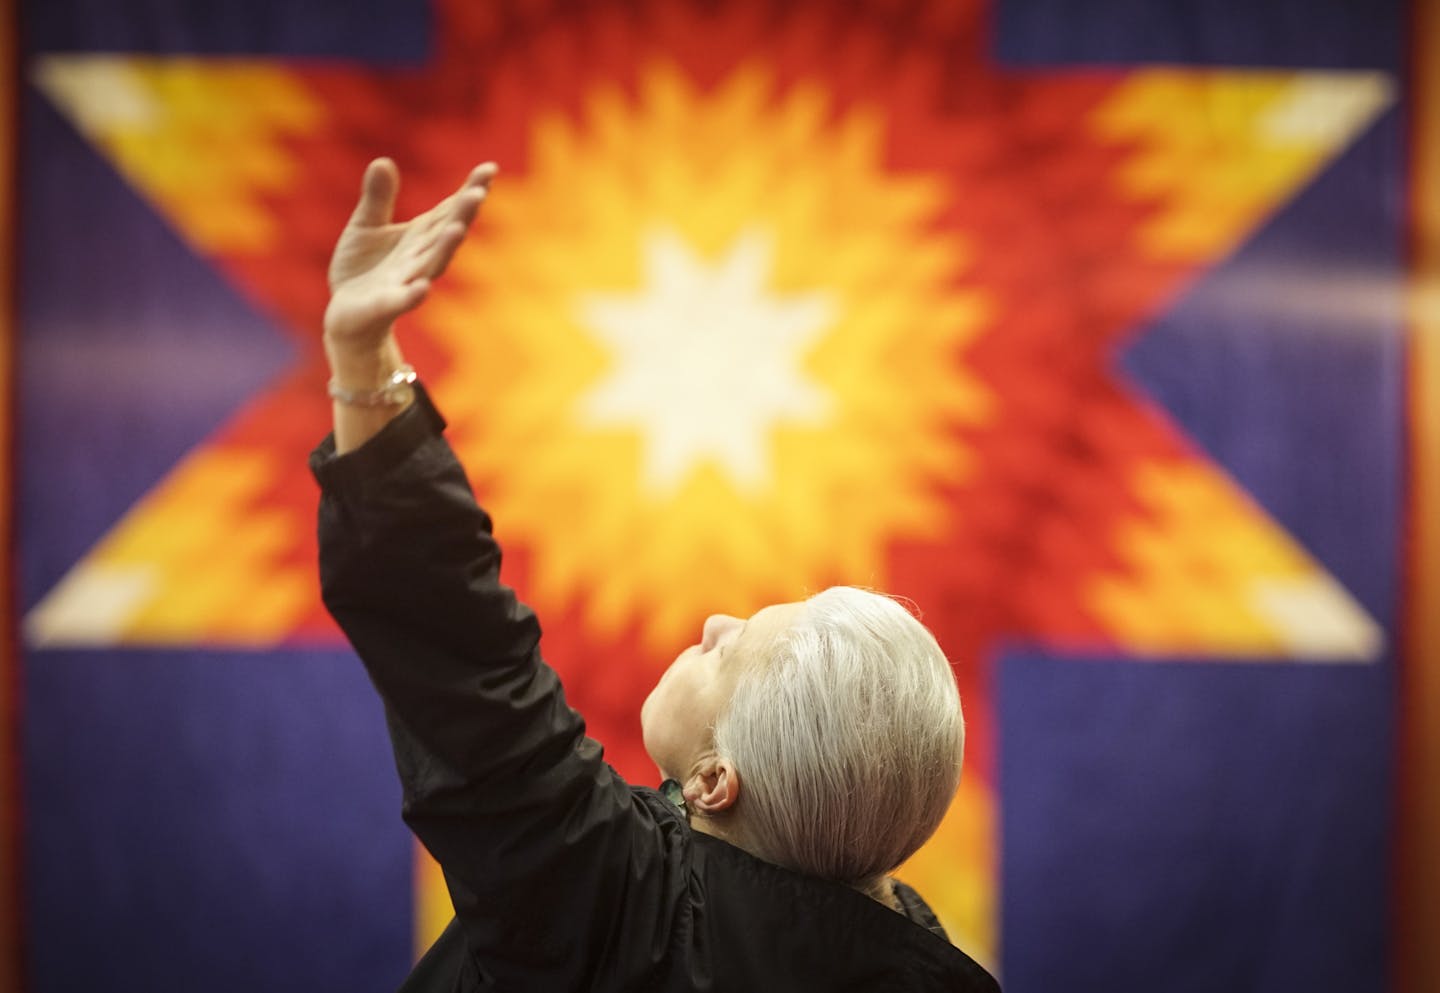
[310,386,683,990]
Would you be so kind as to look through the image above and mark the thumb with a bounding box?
[351,157,399,226]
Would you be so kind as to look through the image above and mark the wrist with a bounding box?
[326,336,416,455]
[324,333,406,389]
[329,364,416,407]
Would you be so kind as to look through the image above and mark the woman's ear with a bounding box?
[685,758,741,815]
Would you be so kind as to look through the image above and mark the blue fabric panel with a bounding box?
[23,649,414,993]
[22,0,432,58]
[996,0,1400,69]
[999,650,1394,993]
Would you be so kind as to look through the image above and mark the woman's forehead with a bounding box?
[739,600,805,648]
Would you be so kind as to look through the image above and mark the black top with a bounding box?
[312,387,1001,993]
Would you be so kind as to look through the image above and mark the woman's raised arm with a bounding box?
[310,159,684,989]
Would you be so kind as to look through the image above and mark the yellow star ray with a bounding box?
[1097,70,1393,260]
[1091,459,1381,658]
[35,58,322,254]
[25,446,310,646]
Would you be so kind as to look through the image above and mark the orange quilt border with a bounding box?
[1399,0,1440,988]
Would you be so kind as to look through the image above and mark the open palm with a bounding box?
[324,158,496,348]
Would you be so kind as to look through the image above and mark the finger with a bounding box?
[407,189,466,240]
[434,186,485,231]
[426,222,470,279]
[462,162,499,191]
[404,191,482,263]
[402,221,468,282]
[397,277,432,313]
[448,187,486,228]
[377,278,431,321]
[351,157,400,227]
[400,218,454,265]
[408,171,490,238]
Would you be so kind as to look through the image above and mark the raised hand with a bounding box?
[324,157,497,351]
[323,157,496,454]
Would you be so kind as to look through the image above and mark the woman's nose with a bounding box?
[700,613,742,653]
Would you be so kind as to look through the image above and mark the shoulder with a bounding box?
[892,878,950,941]
[685,834,1001,992]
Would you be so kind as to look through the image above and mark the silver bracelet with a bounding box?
[327,363,418,407]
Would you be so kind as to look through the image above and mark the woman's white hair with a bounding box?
[713,586,964,890]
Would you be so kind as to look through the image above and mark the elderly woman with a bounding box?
[313,158,999,992]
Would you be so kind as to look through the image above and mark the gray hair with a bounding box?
[713,586,964,890]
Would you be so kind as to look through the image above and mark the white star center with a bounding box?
[575,228,835,491]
